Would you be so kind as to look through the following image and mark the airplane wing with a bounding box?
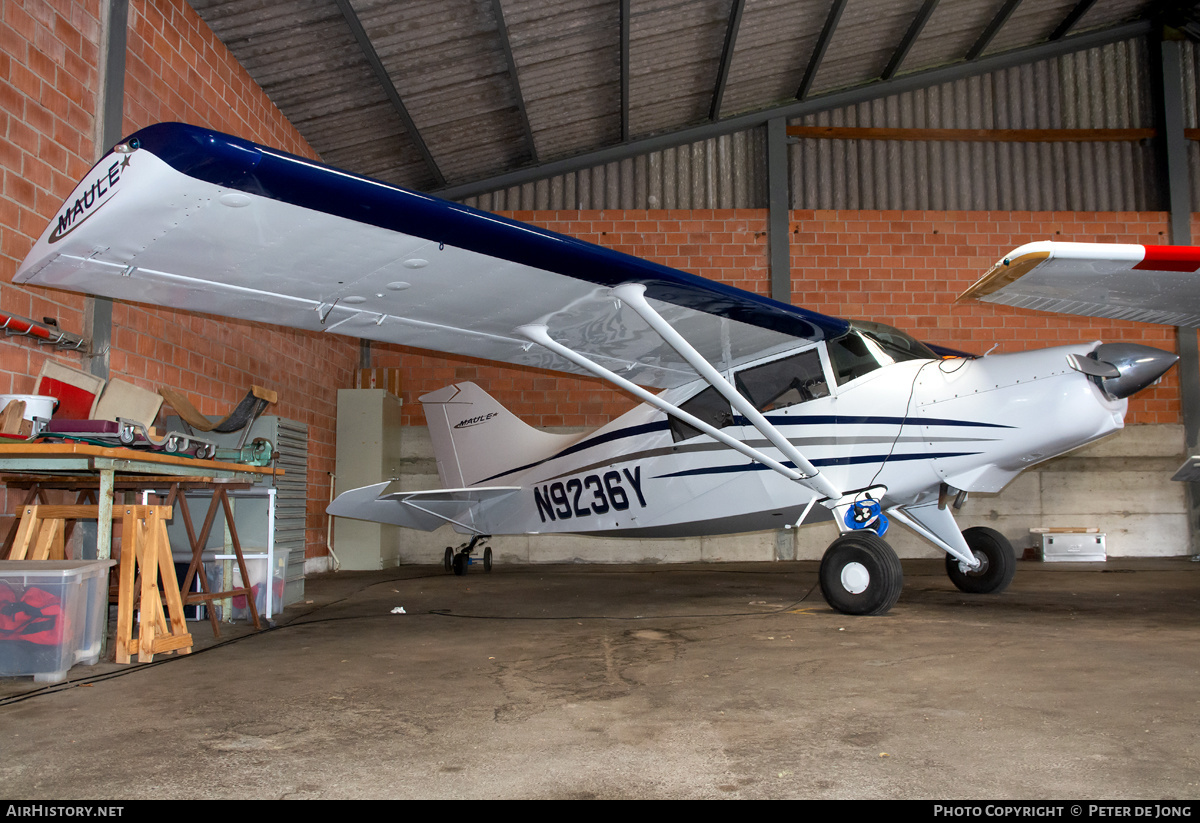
[14,122,849,389]
[958,241,1200,327]
[326,482,521,531]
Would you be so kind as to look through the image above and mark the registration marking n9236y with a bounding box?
[533,467,646,522]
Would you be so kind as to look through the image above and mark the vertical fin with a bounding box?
[418,382,586,487]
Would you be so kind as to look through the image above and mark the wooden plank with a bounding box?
[9,507,40,560]
[114,509,138,664]
[21,505,102,519]
[32,517,63,561]
[786,126,1160,142]
[150,634,194,654]
[0,442,279,475]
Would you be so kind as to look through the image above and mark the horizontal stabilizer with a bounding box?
[327,482,520,531]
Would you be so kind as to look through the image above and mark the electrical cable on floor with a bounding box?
[0,566,822,706]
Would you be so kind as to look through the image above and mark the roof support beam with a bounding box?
[797,0,848,100]
[767,117,791,304]
[621,0,631,141]
[1151,31,1199,556]
[1051,0,1100,41]
[88,0,127,382]
[334,0,445,187]
[967,0,1023,60]
[710,0,746,121]
[883,0,940,80]
[490,0,538,165]
[436,20,1151,199]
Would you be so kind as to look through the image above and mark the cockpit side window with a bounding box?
[827,332,879,384]
[734,349,829,413]
[670,385,734,443]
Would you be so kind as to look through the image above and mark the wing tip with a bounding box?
[957,248,1052,303]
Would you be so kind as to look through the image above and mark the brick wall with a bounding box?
[0,0,358,560]
[787,209,1182,426]
[0,1,99,395]
[376,208,1188,428]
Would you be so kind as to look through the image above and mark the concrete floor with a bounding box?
[1,557,1199,800]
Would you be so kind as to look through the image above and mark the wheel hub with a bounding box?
[840,561,870,594]
[958,549,988,576]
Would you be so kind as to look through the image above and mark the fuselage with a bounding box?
[457,333,1127,538]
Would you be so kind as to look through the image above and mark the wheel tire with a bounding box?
[118,427,135,445]
[946,526,1016,594]
[483,546,492,572]
[443,547,454,573]
[818,532,904,616]
[452,552,468,576]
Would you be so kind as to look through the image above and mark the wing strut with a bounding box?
[610,284,843,501]
[516,325,818,489]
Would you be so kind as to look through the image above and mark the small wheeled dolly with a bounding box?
[443,534,492,576]
[36,417,217,459]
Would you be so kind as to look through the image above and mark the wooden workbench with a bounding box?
[0,442,282,641]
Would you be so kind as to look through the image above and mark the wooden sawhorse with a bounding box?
[2,476,264,640]
[114,505,193,663]
[6,502,193,662]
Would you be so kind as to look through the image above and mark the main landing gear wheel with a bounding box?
[483,546,492,572]
[452,552,468,576]
[946,526,1016,594]
[443,546,454,573]
[819,532,904,616]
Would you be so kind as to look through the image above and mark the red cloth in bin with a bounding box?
[0,583,66,645]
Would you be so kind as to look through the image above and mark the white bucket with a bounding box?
[0,394,56,421]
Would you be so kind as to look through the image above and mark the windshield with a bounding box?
[852,320,938,362]
[827,321,937,385]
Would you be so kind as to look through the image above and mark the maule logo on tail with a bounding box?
[48,156,128,243]
[454,412,498,429]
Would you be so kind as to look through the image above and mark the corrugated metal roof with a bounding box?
[461,37,1200,213]
[187,0,1195,196]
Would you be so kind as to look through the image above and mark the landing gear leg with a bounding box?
[444,535,491,577]
[818,532,904,615]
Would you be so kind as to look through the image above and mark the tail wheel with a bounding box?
[819,532,904,616]
[946,526,1016,594]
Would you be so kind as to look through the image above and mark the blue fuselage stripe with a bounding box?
[479,413,1006,483]
[652,451,979,479]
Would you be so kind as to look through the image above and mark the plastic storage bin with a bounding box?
[0,560,115,682]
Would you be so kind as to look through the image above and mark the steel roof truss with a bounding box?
[334,0,444,187]
[710,0,746,121]
[883,0,941,80]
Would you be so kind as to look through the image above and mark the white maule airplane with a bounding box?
[15,123,1192,615]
